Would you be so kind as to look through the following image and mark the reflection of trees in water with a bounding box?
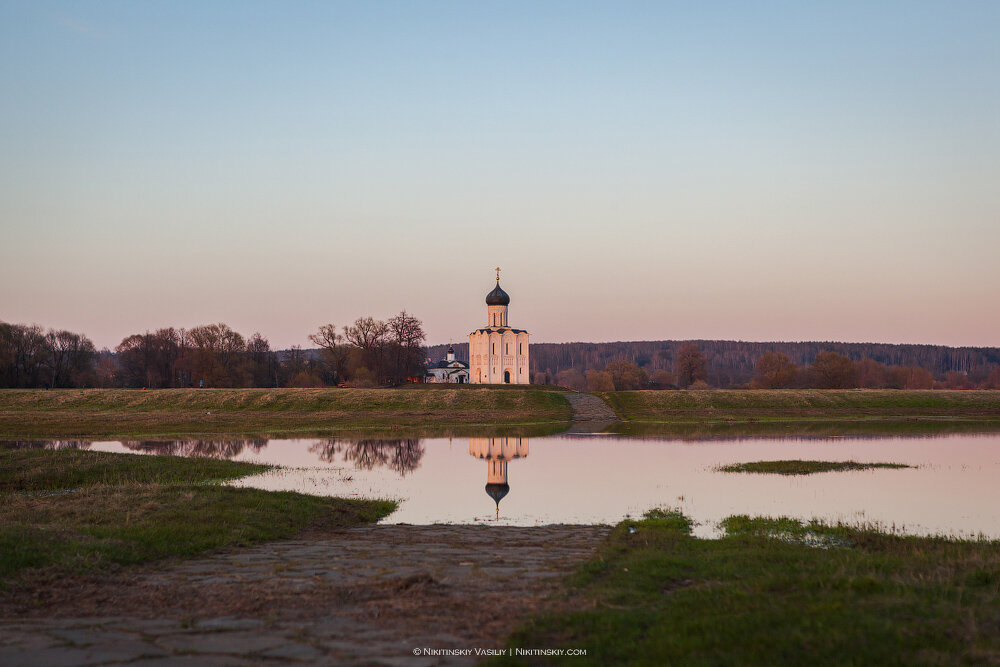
[309,439,424,476]
[3,436,424,473]
[0,440,92,450]
[389,440,424,475]
[310,439,344,463]
[344,440,391,470]
[121,439,268,459]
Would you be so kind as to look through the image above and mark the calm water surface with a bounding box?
[18,433,1000,539]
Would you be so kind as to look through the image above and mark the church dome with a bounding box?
[486,282,510,306]
[485,482,510,507]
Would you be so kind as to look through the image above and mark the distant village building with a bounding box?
[469,269,530,384]
[424,345,469,384]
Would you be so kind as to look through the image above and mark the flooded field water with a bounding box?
[10,433,1000,539]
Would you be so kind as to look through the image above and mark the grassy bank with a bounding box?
[498,510,1000,665]
[717,460,913,475]
[0,386,573,439]
[6,388,998,440]
[0,450,395,591]
[605,418,1000,439]
[599,389,1000,426]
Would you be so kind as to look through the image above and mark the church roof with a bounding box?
[471,327,527,335]
[485,482,510,507]
[432,359,468,369]
[485,281,510,306]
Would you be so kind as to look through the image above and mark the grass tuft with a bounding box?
[0,448,270,491]
[716,460,913,475]
[494,511,1000,665]
[0,450,395,589]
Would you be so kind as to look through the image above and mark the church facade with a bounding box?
[469,271,530,384]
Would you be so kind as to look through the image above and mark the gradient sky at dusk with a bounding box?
[2,1,998,350]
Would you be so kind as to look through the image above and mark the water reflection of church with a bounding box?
[469,437,529,518]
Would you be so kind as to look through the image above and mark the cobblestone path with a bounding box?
[561,393,619,432]
[0,524,609,666]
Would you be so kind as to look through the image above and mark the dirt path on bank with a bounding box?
[0,524,609,666]
[561,393,619,433]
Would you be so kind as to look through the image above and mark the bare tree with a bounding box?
[586,369,615,392]
[343,317,389,383]
[807,351,858,389]
[675,343,707,388]
[650,369,674,389]
[343,317,389,349]
[0,324,95,388]
[44,330,95,387]
[182,323,246,387]
[386,311,426,384]
[604,360,648,390]
[309,324,350,385]
[0,323,47,387]
[751,352,798,389]
[245,332,276,387]
[555,368,587,391]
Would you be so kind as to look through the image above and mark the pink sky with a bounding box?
[2,3,997,350]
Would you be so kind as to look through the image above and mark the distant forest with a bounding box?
[427,340,1000,390]
[4,315,999,390]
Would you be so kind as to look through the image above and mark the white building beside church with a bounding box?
[469,271,530,384]
[424,345,469,383]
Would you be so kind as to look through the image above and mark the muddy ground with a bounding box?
[0,524,609,666]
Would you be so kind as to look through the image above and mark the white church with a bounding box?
[424,345,469,383]
[469,269,530,384]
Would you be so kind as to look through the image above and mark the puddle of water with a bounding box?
[8,433,1000,539]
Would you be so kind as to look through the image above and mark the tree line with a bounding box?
[0,323,97,388]
[0,312,426,389]
[547,348,996,391]
[429,340,1000,390]
[5,320,999,390]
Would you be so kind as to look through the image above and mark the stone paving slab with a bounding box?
[0,524,608,665]
[562,392,620,432]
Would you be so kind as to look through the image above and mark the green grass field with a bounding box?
[0,449,395,590]
[606,418,1000,439]
[496,510,1000,665]
[717,460,913,475]
[599,389,1000,426]
[0,386,573,438]
[3,388,999,440]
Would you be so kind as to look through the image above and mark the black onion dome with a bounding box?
[485,482,510,507]
[486,281,510,306]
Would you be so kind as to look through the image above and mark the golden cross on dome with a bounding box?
[495,266,500,282]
